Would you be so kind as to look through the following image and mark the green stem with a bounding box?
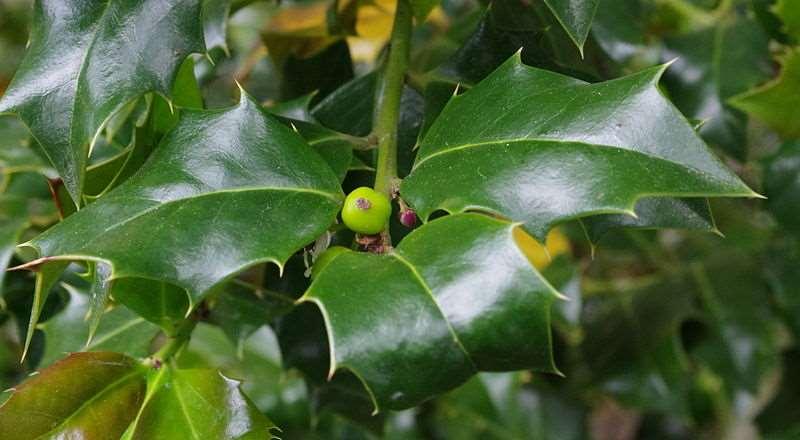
[144,316,198,368]
[372,0,413,197]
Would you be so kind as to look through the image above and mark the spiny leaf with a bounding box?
[19,93,343,306]
[203,0,232,56]
[543,0,600,56]
[301,213,562,412]
[39,283,160,367]
[21,260,68,361]
[0,0,206,205]
[0,197,31,296]
[130,367,277,439]
[0,352,146,439]
[402,54,757,241]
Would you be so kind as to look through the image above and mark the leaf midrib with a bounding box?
[37,186,341,254]
[173,377,202,440]
[390,252,479,374]
[34,368,142,439]
[412,138,743,191]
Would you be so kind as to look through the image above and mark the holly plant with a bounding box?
[1,0,799,438]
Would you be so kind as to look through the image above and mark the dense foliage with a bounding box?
[0,0,798,438]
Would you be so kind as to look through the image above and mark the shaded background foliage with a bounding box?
[0,0,798,438]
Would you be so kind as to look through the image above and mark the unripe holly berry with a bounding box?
[341,187,391,235]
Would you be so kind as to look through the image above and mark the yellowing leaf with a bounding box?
[514,227,571,270]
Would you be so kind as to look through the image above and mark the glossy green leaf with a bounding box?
[543,0,600,55]
[20,260,68,360]
[276,302,387,433]
[20,93,343,305]
[282,118,358,182]
[730,48,800,139]
[0,352,146,439]
[0,116,53,186]
[402,54,756,240]
[131,367,276,439]
[86,261,112,343]
[112,278,190,336]
[583,197,718,243]
[301,213,562,411]
[203,0,232,56]
[39,283,160,367]
[179,323,313,434]
[0,197,30,296]
[0,0,206,204]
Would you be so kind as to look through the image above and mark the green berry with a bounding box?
[342,187,391,235]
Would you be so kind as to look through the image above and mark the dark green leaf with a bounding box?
[0,352,146,439]
[543,0,600,54]
[0,197,30,296]
[19,260,69,360]
[39,283,160,367]
[179,323,313,433]
[112,278,190,336]
[583,198,718,243]
[203,0,232,56]
[0,0,206,204]
[21,93,343,305]
[302,213,562,411]
[402,54,756,240]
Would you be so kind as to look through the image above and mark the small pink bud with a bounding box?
[399,209,417,228]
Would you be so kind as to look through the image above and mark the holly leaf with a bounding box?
[301,213,562,412]
[17,93,343,308]
[402,54,757,241]
[543,0,600,55]
[39,283,160,368]
[0,116,53,185]
[0,197,30,295]
[730,48,800,139]
[112,278,191,336]
[130,367,277,439]
[0,352,146,439]
[0,0,206,205]
[203,0,232,56]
